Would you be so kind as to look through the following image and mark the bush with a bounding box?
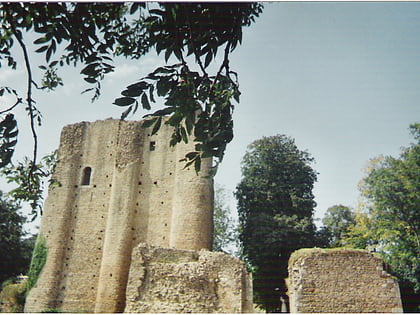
[0,279,27,312]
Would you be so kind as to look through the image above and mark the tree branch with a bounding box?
[11,28,39,179]
[0,97,23,115]
[217,42,232,80]
[194,50,208,78]
[210,42,232,95]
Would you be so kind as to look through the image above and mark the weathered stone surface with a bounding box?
[286,248,403,313]
[24,118,214,313]
[124,243,253,313]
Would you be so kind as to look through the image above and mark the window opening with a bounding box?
[149,141,156,151]
[82,167,92,185]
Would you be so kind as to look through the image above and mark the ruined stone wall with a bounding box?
[287,248,403,313]
[24,119,214,313]
[124,243,253,313]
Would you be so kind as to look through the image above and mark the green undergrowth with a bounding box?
[0,279,27,312]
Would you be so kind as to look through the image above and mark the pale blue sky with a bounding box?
[1,2,420,231]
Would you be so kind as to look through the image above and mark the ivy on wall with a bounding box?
[26,235,47,294]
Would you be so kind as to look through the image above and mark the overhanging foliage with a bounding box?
[0,2,263,216]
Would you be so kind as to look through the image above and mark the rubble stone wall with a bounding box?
[124,244,253,313]
[24,119,214,313]
[287,248,403,313]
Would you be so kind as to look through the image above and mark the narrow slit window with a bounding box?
[82,167,92,185]
[149,141,156,151]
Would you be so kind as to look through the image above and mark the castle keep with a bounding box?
[23,119,403,313]
[24,119,216,312]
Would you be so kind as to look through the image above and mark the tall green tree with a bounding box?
[320,205,355,247]
[0,191,34,284]
[235,135,317,312]
[0,3,263,216]
[212,184,239,255]
[345,123,420,312]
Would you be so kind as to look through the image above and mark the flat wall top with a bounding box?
[289,247,381,264]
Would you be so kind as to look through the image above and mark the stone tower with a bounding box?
[24,118,214,313]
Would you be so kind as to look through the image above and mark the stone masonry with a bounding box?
[24,118,215,313]
[287,248,403,313]
[125,243,253,313]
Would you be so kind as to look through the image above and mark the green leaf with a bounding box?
[165,48,172,63]
[6,139,17,147]
[81,63,99,76]
[0,114,18,168]
[84,77,97,84]
[122,86,143,97]
[35,45,48,53]
[7,132,18,140]
[141,93,151,110]
[121,81,149,98]
[156,40,165,55]
[85,53,99,64]
[46,40,56,62]
[233,89,241,103]
[149,85,156,103]
[174,48,182,61]
[182,152,199,170]
[204,51,213,68]
[149,9,165,16]
[151,116,162,135]
[127,81,148,90]
[166,112,183,126]
[49,61,58,68]
[153,66,177,75]
[150,107,174,117]
[113,97,135,107]
[194,156,201,174]
[130,2,140,14]
[156,78,171,96]
[120,105,133,120]
[180,126,188,143]
[185,115,194,134]
[185,151,198,160]
[170,130,182,146]
[142,117,158,128]
[81,88,94,94]
[33,37,50,44]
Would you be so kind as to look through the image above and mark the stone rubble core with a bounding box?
[286,248,403,313]
[125,243,253,313]
[24,118,224,313]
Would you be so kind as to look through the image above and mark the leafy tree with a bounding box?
[0,3,263,216]
[320,205,355,247]
[0,191,34,284]
[235,135,317,312]
[212,184,239,255]
[345,123,420,312]
[1,151,57,220]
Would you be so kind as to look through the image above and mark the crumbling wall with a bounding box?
[287,248,403,313]
[124,243,253,313]
[24,119,214,313]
